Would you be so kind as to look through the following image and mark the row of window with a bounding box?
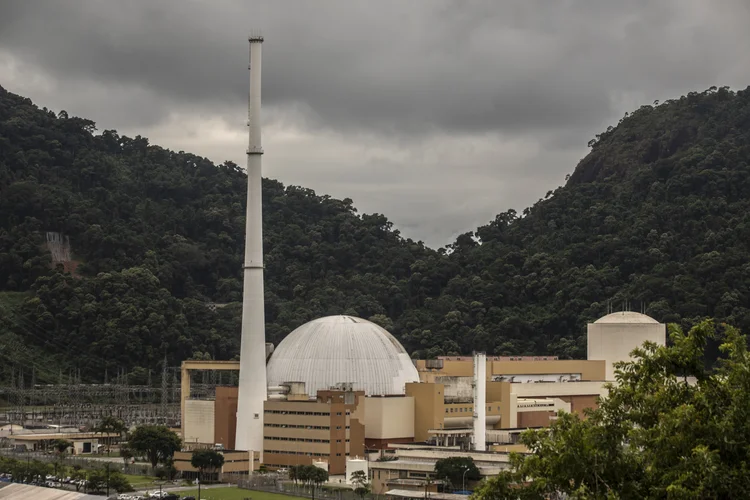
[445,406,494,414]
[265,410,330,416]
[266,437,330,443]
[265,450,329,457]
[265,451,351,457]
[265,423,330,430]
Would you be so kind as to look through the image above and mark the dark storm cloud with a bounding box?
[3,0,744,135]
[1,0,749,246]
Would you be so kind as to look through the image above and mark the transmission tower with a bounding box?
[160,355,168,425]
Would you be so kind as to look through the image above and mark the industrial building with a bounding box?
[180,309,665,478]
[196,35,671,491]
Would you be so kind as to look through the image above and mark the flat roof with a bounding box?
[386,489,468,500]
[11,432,119,441]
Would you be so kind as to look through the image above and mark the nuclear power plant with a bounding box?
[170,37,673,487]
[0,34,672,494]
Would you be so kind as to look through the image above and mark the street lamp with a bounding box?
[462,467,470,492]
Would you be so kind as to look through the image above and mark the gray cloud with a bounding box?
[1,0,749,246]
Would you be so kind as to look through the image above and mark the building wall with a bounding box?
[261,391,365,475]
[415,359,605,382]
[363,397,415,440]
[587,323,666,380]
[215,386,238,449]
[405,383,445,442]
[517,411,554,428]
[558,395,600,415]
[184,400,215,445]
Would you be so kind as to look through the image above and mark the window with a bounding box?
[336,426,342,430]
[336,412,342,416]
[336,453,342,457]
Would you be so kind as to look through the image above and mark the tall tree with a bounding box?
[474,319,750,499]
[190,448,225,483]
[128,425,182,468]
[434,456,480,491]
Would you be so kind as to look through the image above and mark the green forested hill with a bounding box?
[2,84,750,382]
[402,85,750,359]
[0,85,446,382]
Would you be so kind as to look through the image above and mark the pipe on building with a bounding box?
[473,352,487,451]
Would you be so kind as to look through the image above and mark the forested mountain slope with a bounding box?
[0,85,446,382]
[402,85,750,359]
[2,84,750,382]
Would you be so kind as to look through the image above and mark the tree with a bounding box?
[49,438,72,477]
[350,469,371,499]
[120,444,134,466]
[93,415,127,454]
[70,468,87,491]
[474,320,750,499]
[307,465,329,500]
[190,448,225,483]
[434,456,480,491]
[128,425,182,468]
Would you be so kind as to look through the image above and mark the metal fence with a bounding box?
[0,448,155,476]
[235,475,386,500]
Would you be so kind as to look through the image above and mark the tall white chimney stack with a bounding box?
[473,352,486,451]
[235,34,267,457]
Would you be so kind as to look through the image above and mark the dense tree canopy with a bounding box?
[3,84,750,381]
[473,319,750,499]
[128,425,182,468]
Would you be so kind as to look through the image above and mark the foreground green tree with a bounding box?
[435,456,480,491]
[190,448,225,483]
[350,469,371,499]
[49,438,72,477]
[93,415,127,454]
[473,320,750,499]
[128,425,182,468]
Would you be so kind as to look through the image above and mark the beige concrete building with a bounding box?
[263,388,366,474]
[173,449,258,478]
[369,444,515,495]
[587,311,667,380]
[9,432,120,454]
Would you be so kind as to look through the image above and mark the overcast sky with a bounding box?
[1,1,749,247]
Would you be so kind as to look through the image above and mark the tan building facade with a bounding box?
[173,449,258,478]
[263,390,366,475]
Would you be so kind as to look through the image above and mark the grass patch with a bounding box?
[176,488,299,500]
[123,473,157,487]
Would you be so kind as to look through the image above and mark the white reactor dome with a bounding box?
[266,315,420,398]
[593,311,660,324]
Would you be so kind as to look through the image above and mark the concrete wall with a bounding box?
[416,359,606,382]
[364,397,414,440]
[588,323,666,380]
[215,386,238,450]
[184,400,215,445]
[405,383,445,442]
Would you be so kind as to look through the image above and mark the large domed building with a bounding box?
[266,315,420,398]
[587,311,666,380]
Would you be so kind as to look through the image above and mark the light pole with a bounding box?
[462,467,469,492]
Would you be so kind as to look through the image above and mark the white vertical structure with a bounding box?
[587,312,666,381]
[472,352,486,451]
[235,35,267,456]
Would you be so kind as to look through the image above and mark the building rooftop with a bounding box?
[267,315,420,397]
[593,311,659,324]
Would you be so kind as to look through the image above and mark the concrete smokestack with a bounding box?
[473,352,486,451]
[235,35,267,457]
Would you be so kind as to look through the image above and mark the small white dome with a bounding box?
[593,311,659,324]
[266,315,420,398]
